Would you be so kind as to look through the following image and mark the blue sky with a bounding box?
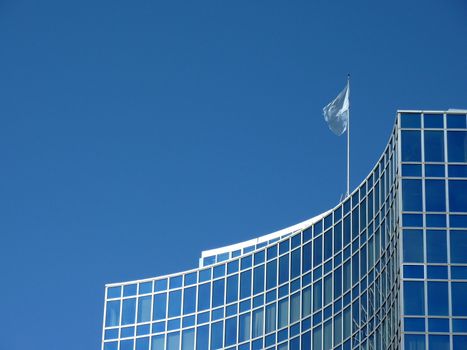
[1,0,466,349]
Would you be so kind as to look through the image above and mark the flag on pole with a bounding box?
[323,81,349,136]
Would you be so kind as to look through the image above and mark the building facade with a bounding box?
[101,110,467,350]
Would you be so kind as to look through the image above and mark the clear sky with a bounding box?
[1,0,466,349]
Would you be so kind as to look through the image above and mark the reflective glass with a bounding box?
[182,329,194,350]
[448,131,467,162]
[167,332,180,350]
[426,230,447,263]
[212,279,225,307]
[402,131,421,162]
[196,325,209,350]
[449,180,467,212]
[402,179,423,212]
[239,313,251,341]
[138,296,152,323]
[240,270,252,299]
[153,294,166,320]
[427,282,448,315]
[168,290,182,317]
[424,131,444,162]
[279,255,289,285]
[405,334,425,350]
[183,287,196,314]
[425,180,446,212]
[266,260,277,290]
[404,281,425,315]
[450,231,467,263]
[210,321,223,349]
[429,335,449,350]
[105,300,120,327]
[452,282,467,316]
[226,275,238,303]
[252,309,264,338]
[198,283,211,311]
[122,298,136,325]
[225,317,237,346]
[403,230,424,262]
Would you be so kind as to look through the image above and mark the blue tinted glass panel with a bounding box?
[183,287,196,314]
[402,180,423,211]
[302,242,311,273]
[107,287,121,299]
[122,298,136,325]
[449,181,467,212]
[402,164,422,177]
[225,317,237,346]
[124,284,137,297]
[452,266,467,279]
[404,265,424,279]
[239,313,251,342]
[452,282,467,316]
[168,290,182,317]
[426,230,447,263]
[212,279,225,307]
[403,230,424,263]
[404,281,425,315]
[424,114,443,128]
[425,164,445,177]
[105,300,120,327]
[152,335,165,349]
[198,283,211,311]
[427,282,448,316]
[429,335,449,350]
[453,319,467,332]
[240,270,252,299]
[196,325,209,350]
[404,317,425,332]
[454,336,467,350]
[424,131,444,162]
[314,236,322,266]
[425,180,446,212]
[448,131,467,162]
[291,249,301,278]
[427,266,448,279]
[402,131,421,162]
[120,340,134,350]
[226,275,238,303]
[428,318,449,332]
[401,113,421,128]
[153,293,167,320]
[279,255,289,284]
[211,321,223,350]
[449,165,467,177]
[136,337,149,350]
[182,329,194,350]
[104,342,118,350]
[138,296,152,323]
[253,265,265,294]
[450,231,467,263]
[405,335,425,350]
[447,114,467,128]
[155,279,167,292]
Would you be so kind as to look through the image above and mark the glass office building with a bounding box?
[102,110,467,350]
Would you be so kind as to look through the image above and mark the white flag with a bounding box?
[323,81,349,136]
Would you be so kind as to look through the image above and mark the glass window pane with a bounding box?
[302,287,311,317]
[136,338,150,350]
[253,265,265,295]
[429,335,449,350]
[278,298,288,328]
[210,321,223,350]
[405,334,426,350]
[290,292,300,323]
[449,180,467,212]
[240,270,252,299]
[196,325,209,350]
[448,131,467,162]
[252,309,264,338]
[212,279,225,308]
[122,298,136,325]
[151,335,165,350]
[279,254,289,285]
[302,242,311,273]
[225,317,237,346]
[452,282,467,316]
[182,329,194,350]
[404,281,425,315]
[424,131,445,162]
[403,230,424,263]
[450,231,467,263]
[183,287,196,314]
[265,303,276,333]
[138,296,152,323]
[425,180,446,212]
[403,179,423,212]
[426,230,447,263]
[427,282,448,316]
[314,235,323,266]
[168,290,182,317]
[226,275,238,303]
[198,283,211,311]
[402,130,421,162]
[239,313,251,342]
[105,300,121,327]
[167,332,180,350]
[266,260,277,290]
[153,294,166,320]
[313,280,322,311]
[291,249,301,278]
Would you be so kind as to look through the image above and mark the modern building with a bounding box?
[101,110,467,350]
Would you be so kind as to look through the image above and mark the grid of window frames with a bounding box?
[400,111,467,350]
[102,115,404,350]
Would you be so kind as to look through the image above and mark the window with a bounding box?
[167,332,180,350]
[168,290,181,317]
[105,300,120,327]
[196,325,209,350]
[291,249,301,278]
[403,230,424,263]
[240,270,252,299]
[450,231,467,263]
[278,298,288,328]
[429,335,450,350]
[153,294,166,320]
[253,265,265,294]
[425,180,446,212]
[426,230,447,263]
[452,282,467,316]
[427,282,448,316]
[302,242,311,273]
[252,309,264,338]
[239,313,251,341]
[279,255,289,284]
[225,317,237,346]
[182,329,194,350]
[448,131,467,162]
[405,334,425,350]
[402,131,421,162]
[404,281,425,315]
[212,279,225,307]
[314,236,323,266]
[265,304,276,333]
[403,180,423,212]
[266,260,277,290]
[449,180,467,212]
[424,131,444,162]
[198,283,211,311]
[210,321,223,350]
[183,287,196,314]
[137,296,152,323]
[122,298,136,325]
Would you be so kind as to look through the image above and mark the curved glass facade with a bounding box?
[102,110,467,350]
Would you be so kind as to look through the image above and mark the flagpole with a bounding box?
[346,74,350,198]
